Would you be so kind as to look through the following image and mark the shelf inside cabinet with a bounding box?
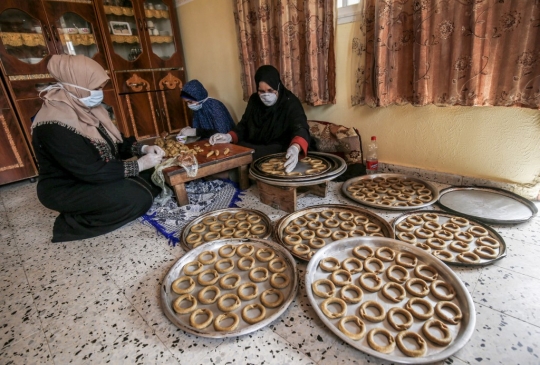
[104,6,135,17]
[144,9,169,19]
[0,32,46,47]
[59,33,96,46]
[111,34,141,44]
[149,35,173,44]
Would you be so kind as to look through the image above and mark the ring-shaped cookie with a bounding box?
[309,237,326,249]
[320,297,347,318]
[214,313,239,332]
[224,218,239,228]
[414,264,438,282]
[352,245,374,260]
[320,210,335,219]
[340,221,356,231]
[434,229,454,241]
[300,230,316,240]
[450,216,469,227]
[397,193,413,201]
[386,177,400,184]
[237,256,255,271]
[367,328,395,354]
[209,223,224,232]
[396,331,427,357]
[284,234,302,246]
[386,264,410,283]
[338,211,355,221]
[249,266,269,282]
[405,297,434,320]
[270,272,290,289]
[387,307,413,331]
[342,257,363,274]
[405,277,430,297]
[202,216,217,225]
[215,258,235,273]
[285,224,301,235]
[392,183,406,190]
[375,187,389,194]
[219,273,241,290]
[183,261,204,276]
[233,229,250,238]
[435,301,462,324]
[369,233,385,237]
[172,276,196,294]
[366,193,380,200]
[418,195,433,202]
[449,240,470,253]
[323,218,340,228]
[379,200,393,206]
[364,223,381,233]
[375,247,395,262]
[189,308,213,329]
[476,236,500,249]
[358,272,383,292]
[338,315,366,340]
[234,211,249,220]
[260,288,285,308]
[191,223,206,233]
[406,215,424,225]
[395,252,418,268]
[250,224,266,236]
[237,282,258,300]
[197,269,220,286]
[247,214,262,224]
[197,285,221,304]
[331,230,348,241]
[430,280,456,301]
[242,303,266,324]
[204,231,220,241]
[320,257,341,272]
[468,225,489,237]
[414,242,432,252]
[198,251,217,265]
[292,244,311,256]
[397,221,415,232]
[268,257,287,273]
[426,238,447,249]
[291,217,308,228]
[307,221,323,230]
[416,187,431,195]
[312,279,336,298]
[352,191,366,199]
[387,189,401,197]
[218,212,235,222]
[220,227,235,237]
[394,202,409,207]
[423,319,453,346]
[315,228,332,238]
[455,231,474,243]
[398,232,417,244]
[255,248,275,262]
[339,284,364,304]
[363,257,384,274]
[382,195,396,202]
[236,221,251,231]
[217,293,242,312]
[474,245,498,259]
[432,250,453,261]
[218,244,236,258]
[349,229,367,237]
[173,294,198,314]
[381,282,406,303]
[330,269,352,287]
[422,212,439,222]
[186,233,203,246]
[457,251,480,264]
[424,221,442,231]
[415,228,434,239]
[442,222,461,233]
[353,215,370,225]
[303,212,320,221]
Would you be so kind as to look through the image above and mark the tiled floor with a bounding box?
[0,179,539,365]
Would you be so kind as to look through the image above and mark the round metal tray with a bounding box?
[180,208,273,252]
[306,237,476,364]
[438,186,537,224]
[252,152,333,179]
[341,174,439,211]
[161,238,298,338]
[392,210,506,267]
[275,204,394,261]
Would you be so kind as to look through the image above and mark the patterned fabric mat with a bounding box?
[139,179,243,245]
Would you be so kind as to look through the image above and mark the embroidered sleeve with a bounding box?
[131,142,145,156]
[124,160,139,177]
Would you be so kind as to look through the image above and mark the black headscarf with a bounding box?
[234,65,310,147]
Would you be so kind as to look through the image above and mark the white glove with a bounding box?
[141,145,165,157]
[209,133,232,145]
[180,127,197,137]
[137,153,163,172]
[284,144,300,173]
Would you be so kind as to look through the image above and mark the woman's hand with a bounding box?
[137,153,163,171]
[209,133,232,145]
[284,144,300,173]
[141,145,165,157]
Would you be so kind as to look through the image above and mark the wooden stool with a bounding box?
[256,180,328,213]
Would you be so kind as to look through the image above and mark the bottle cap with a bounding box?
[371,136,376,141]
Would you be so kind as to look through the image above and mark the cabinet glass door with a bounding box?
[0,8,52,74]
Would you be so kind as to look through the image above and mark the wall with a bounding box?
[177,0,540,188]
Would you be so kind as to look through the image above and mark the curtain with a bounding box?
[351,0,540,109]
[233,0,336,106]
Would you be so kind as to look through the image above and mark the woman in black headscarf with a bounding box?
[209,65,312,172]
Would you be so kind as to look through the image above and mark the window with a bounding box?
[337,0,361,24]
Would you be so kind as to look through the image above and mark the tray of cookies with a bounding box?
[252,152,332,179]
[342,174,439,210]
[161,238,298,338]
[305,236,475,364]
[180,208,273,252]
[392,210,506,266]
[274,204,394,261]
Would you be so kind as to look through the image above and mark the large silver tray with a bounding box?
[438,186,537,224]
[180,208,273,252]
[306,237,476,364]
[275,204,394,261]
[342,174,439,211]
[252,152,333,179]
[392,210,506,267]
[161,238,298,338]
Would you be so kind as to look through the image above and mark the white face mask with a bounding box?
[260,92,278,106]
[186,97,209,111]
[61,82,104,108]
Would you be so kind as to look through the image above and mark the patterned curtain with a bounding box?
[351,0,540,109]
[233,0,336,106]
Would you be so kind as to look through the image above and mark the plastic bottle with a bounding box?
[366,136,379,175]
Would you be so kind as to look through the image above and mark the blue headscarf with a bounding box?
[181,80,235,134]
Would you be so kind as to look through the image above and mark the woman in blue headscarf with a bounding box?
[179,80,236,138]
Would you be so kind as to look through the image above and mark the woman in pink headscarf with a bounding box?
[32,55,163,242]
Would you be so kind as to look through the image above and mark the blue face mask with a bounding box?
[61,82,104,108]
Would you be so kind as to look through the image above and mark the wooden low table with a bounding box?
[163,141,254,205]
[256,180,329,213]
